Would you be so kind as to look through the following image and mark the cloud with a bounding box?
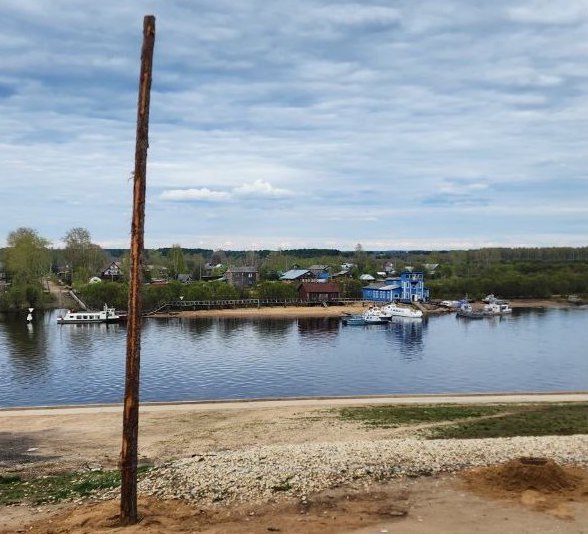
[1,1,587,249]
[160,188,231,202]
[233,179,294,198]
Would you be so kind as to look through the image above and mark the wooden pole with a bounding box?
[120,14,155,526]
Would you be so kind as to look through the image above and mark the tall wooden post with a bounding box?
[120,14,155,526]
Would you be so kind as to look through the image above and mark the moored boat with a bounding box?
[57,304,126,324]
[456,302,485,319]
[483,301,512,315]
[381,302,423,319]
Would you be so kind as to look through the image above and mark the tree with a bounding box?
[63,227,106,283]
[5,227,51,307]
[167,244,186,278]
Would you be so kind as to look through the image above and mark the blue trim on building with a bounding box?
[362,271,430,303]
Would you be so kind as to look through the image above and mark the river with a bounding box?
[0,307,587,408]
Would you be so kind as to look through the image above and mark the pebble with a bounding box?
[130,436,588,506]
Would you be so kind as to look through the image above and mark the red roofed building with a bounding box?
[298,282,340,303]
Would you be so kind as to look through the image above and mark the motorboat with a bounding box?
[456,302,485,319]
[342,307,389,325]
[381,302,423,319]
[483,302,512,315]
[57,304,126,324]
[362,307,390,324]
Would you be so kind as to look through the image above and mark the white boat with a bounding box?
[57,304,126,324]
[380,303,423,319]
[482,302,512,315]
[362,307,390,324]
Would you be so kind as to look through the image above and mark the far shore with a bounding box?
[148,298,576,319]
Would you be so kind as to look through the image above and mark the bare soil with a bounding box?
[1,399,587,533]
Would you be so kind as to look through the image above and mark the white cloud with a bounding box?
[233,179,294,198]
[160,188,231,202]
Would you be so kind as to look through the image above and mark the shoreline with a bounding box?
[148,298,575,319]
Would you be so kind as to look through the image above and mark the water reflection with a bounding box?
[250,319,293,338]
[297,317,340,338]
[1,312,50,377]
[386,317,426,359]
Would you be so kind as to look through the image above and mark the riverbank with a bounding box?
[148,298,574,319]
[1,394,587,533]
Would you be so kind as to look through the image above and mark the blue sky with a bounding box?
[1,0,587,250]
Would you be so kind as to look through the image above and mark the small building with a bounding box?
[279,269,313,283]
[359,274,375,282]
[224,266,258,289]
[362,271,430,303]
[298,282,340,303]
[307,265,331,281]
[177,273,193,284]
[101,261,123,281]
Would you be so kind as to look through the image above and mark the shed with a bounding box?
[298,282,340,303]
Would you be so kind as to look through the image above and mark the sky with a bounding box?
[1,1,587,251]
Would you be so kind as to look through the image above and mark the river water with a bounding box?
[0,307,586,408]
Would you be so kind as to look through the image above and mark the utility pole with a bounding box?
[120,15,155,526]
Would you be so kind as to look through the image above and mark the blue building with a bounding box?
[362,271,430,303]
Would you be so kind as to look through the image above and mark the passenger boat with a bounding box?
[342,315,367,326]
[380,303,423,319]
[57,304,126,324]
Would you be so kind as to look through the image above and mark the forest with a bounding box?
[1,226,587,310]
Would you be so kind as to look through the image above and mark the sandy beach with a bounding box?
[1,394,587,533]
[147,298,573,319]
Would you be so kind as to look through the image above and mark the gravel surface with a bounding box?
[137,435,588,505]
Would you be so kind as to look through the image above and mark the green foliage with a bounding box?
[62,227,107,284]
[254,281,298,299]
[0,467,151,505]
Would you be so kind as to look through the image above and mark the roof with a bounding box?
[359,274,375,281]
[280,269,310,280]
[299,282,340,293]
[225,266,258,273]
[307,264,329,271]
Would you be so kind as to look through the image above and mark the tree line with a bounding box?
[1,225,587,310]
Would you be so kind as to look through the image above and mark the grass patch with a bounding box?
[428,403,588,439]
[0,466,151,505]
[338,404,504,428]
[337,403,588,439]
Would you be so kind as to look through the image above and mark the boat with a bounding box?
[57,304,126,324]
[381,302,423,319]
[342,315,367,326]
[362,307,390,324]
[483,302,512,315]
[342,307,389,325]
[456,302,485,319]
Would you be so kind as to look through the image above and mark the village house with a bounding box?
[224,266,258,289]
[298,282,340,303]
[307,265,331,281]
[362,271,430,303]
[100,261,123,281]
[279,269,314,283]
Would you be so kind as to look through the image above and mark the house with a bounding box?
[359,274,375,282]
[298,282,340,303]
[279,269,313,283]
[307,265,331,281]
[101,261,123,281]
[362,271,430,303]
[177,273,193,284]
[224,266,258,289]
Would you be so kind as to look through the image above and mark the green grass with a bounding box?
[0,466,151,506]
[337,403,588,439]
[338,404,505,428]
[428,403,588,439]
